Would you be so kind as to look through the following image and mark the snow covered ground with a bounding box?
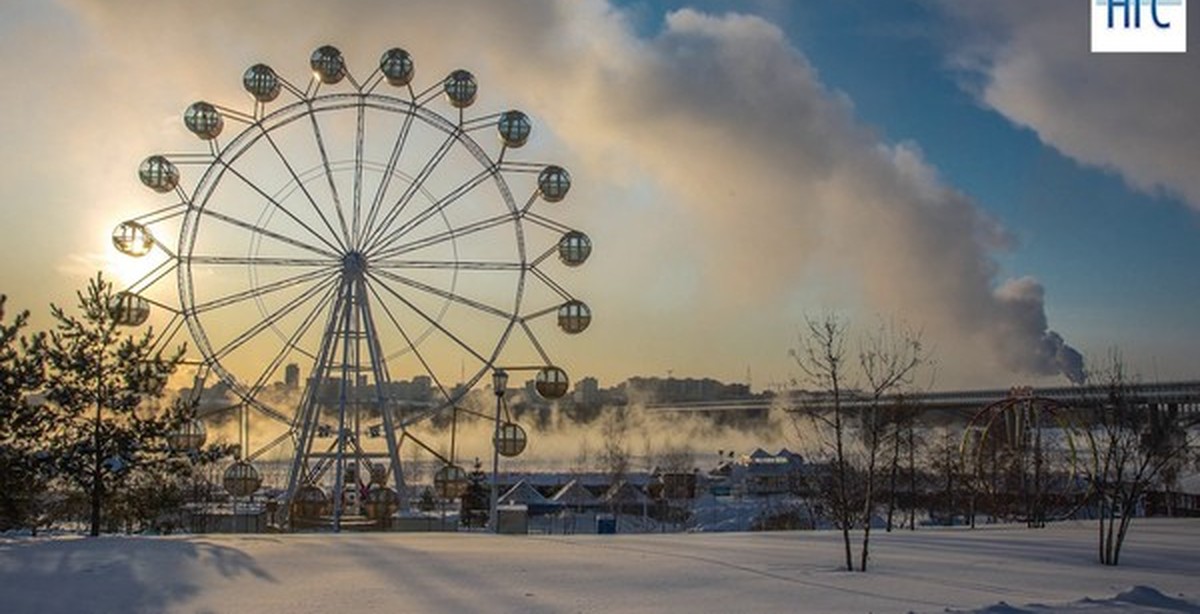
[1,519,1198,613]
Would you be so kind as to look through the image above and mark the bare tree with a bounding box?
[640,434,655,473]
[905,409,922,530]
[598,408,630,486]
[791,314,854,570]
[656,442,696,473]
[573,433,591,475]
[854,320,927,570]
[1085,351,1195,566]
[884,400,921,531]
[790,314,927,572]
[927,426,972,527]
[405,443,425,487]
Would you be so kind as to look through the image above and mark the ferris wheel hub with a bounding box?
[342,251,368,278]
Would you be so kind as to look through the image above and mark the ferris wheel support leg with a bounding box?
[385,422,407,512]
[331,279,359,533]
[355,279,407,516]
[282,282,351,530]
[282,379,323,529]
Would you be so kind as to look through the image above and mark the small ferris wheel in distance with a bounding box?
[110,44,592,530]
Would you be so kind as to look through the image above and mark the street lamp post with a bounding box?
[489,369,508,533]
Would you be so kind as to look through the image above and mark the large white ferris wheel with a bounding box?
[110,45,591,528]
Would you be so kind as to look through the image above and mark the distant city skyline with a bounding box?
[2,1,1198,393]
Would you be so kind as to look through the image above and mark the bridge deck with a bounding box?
[644,380,1200,417]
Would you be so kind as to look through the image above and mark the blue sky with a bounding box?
[808,2,1200,377]
[790,3,1200,281]
[630,0,1200,319]
[0,0,1196,390]
[679,0,1200,380]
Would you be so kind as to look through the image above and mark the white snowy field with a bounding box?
[2,520,1198,614]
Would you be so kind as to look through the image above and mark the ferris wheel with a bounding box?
[960,390,1093,526]
[110,44,591,529]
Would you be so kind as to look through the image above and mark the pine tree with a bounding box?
[460,458,489,528]
[41,274,187,536]
[0,295,49,532]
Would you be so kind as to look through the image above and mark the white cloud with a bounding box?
[941,0,1200,210]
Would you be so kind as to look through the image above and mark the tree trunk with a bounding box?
[886,422,900,532]
[1100,495,1120,565]
[943,444,954,526]
[907,426,916,530]
[1100,496,1111,564]
[836,438,852,570]
[860,406,882,571]
[833,385,852,572]
[841,521,853,572]
[860,523,872,571]
[1111,490,1139,566]
[90,388,103,537]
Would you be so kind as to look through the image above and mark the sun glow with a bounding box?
[105,236,165,289]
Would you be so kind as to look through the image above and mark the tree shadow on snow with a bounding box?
[0,535,275,613]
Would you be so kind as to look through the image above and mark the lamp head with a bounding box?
[492,369,509,396]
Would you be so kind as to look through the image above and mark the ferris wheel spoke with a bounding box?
[530,265,576,302]
[529,244,559,268]
[244,428,296,461]
[366,270,492,365]
[372,167,496,254]
[189,256,334,267]
[134,201,189,227]
[361,108,417,244]
[217,159,345,254]
[288,287,350,440]
[125,257,179,296]
[371,259,523,272]
[191,265,338,314]
[239,278,340,406]
[245,398,296,428]
[351,101,366,246]
[525,210,574,234]
[306,108,353,246]
[198,207,340,259]
[364,283,460,413]
[259,127,349,252]
[398,430,452,464]
[371,268,513,320]
[362,131,458,252]
[518,319,553,365]
[519,303,560,323]
[148,312,188,357]
[354,286,394,386]
[397,395,475,429]
[373,213,513,261]
[210,274,340,362]
[196,401,241,422]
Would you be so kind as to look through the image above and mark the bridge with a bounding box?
[644,380,1200,424]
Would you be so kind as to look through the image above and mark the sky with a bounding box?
[1,0,1198,392]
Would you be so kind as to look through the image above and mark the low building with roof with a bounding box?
[604,480,651,517]
[551,478,603,511]
[499,480,561,516]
